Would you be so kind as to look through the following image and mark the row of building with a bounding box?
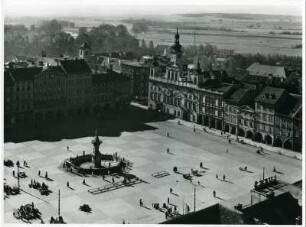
[4,31,302,152]
[4,58,131,125]
[148,30,302,151]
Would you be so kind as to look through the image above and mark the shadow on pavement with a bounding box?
[5,106,174,143]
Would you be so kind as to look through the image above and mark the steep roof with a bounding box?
[41,66,65,74]
[278,94,302,117]
[226,88,250,106]
[92,71,129,84]
[255,86,286,105]
[226,85,259,107]
[247,62,286,79]
[9,67,43,81]
[60,59,91,74]
[121,60,149,68]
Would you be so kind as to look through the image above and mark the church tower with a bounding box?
[79,42,91,60]
[169,28,183,65]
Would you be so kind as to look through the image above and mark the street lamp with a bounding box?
[236,109,241,141]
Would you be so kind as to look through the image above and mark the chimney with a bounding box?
[234,203,243,211]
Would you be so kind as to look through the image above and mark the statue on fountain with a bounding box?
[92,130,102,168]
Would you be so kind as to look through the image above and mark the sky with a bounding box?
[2,0,304,17]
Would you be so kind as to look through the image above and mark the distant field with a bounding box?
[136,29,302,56]
[131,13,302,56]
[67,13,302,56]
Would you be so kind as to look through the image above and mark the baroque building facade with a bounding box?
[4,59,131,125]
[148,30,302,152]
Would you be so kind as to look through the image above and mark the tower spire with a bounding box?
[175,27,180,44]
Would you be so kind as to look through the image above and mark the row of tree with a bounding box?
[4,20,148,61]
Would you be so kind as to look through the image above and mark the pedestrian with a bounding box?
[12,170,15,177]
[167,148,169,154]
[167,197,170,204]
[178,120,181,125]
[273,166,276,172]
[200,162,203,168]
[122,219,125,224]
[193,126,196,132]
[38,170,40,176]
[198,181,200,185]
[83,179,86,185]
[139,198,143,206]
[112,177,115,184]
[83,151,85,156]
[167,132,169,137]
[16,161,20,167]
[165,212,168,219]
[223,175,226,181]
[67,181,69,188]
[24,160,27,166]
[67,146,69,151]
[216,174,218,179]
[45,171,48,179]
[213,190,216,197]
[170,188,173,194]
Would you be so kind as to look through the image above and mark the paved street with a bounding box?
[4,119,302,224]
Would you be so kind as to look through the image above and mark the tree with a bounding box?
[30,24,35,31]
[131,20,149,36]
[75,33,91,47]
[78,27,87,35]
[140,39,147,49]
[198,44,204,55]
[149,41,154,49]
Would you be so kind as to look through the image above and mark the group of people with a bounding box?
[38,170,49,179]
[239,166,248,171]
[29,180,50,195]
[50,216,64,224]
[216,174,226,181]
